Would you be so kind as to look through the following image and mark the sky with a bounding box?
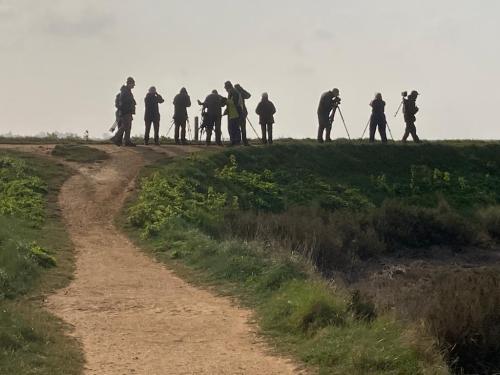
[1,0,499,140]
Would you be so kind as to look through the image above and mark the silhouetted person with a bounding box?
[144,86,164,145]
[235,84,251,146]
[369,93,388,143]
[224,81,242,146]
[317,88,340,143]
[402,90,421,143]
[113,77,137,147]
[110,92,122,143]
[173,87,191,145]
[198,90,226,146]
[255,93,276,144]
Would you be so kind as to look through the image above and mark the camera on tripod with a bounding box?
[401,91,408,98]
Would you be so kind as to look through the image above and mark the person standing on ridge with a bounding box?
[317,88,341,143]
[234,84,251,146]
[224,81,242,146]
[369,93,388,143]
[113,77,137,147]
[198,90,226,146]
[402,90,421,143]
[173,87,191,145]
[255,92,276,144]
[144,86,164,146]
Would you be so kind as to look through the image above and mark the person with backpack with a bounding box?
[369,93,388,143]
[144,86,164,145]
[402,90,421,143]
[113,77,137,147]
[198,90,226,146]
[255,93,276,144]
[234,84,251,146]
[173,87,191,145]
[224,81,242,146]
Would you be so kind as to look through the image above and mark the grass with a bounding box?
[0,150,84,374]
[124,140,500,374]
[51,144,108,163]
[121,218,447,374]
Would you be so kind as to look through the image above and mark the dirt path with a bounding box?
[37,145,300,375]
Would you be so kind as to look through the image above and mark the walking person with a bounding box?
[369,93,388,143]
[317,88,341,143]
[173,88,191,145]
[402,90,421,143]
[113,77,137,147]
[144,86,164,145]
[224,81,242,146]
[234,84,251,146]
[198,90,226,145]
[255,93,276,144]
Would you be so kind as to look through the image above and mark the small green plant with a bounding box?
[0,157,47,224]
[25,242,57,268]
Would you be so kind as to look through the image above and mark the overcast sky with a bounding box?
[1,0,499,140]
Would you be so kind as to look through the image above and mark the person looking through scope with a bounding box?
[369,93,388,143]
[317,88,341,143]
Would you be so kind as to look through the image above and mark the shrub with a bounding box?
[419,269,500,374]
[0,157,47,224]
[261,280,348,334]
[374,200,478,250]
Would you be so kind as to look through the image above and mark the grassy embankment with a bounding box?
[0,145,107,374]
[123,141,500,374]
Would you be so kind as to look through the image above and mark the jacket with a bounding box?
[119,85,136,116]
[255,99,276,125]
[173,92,191,120]
[144,93,164,121]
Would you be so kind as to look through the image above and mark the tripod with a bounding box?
[394,100,404,118]
[361,116,395,141]
[337,107,352,141]
[246,117,262,143]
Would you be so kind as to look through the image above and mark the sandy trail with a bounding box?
[31,145,300,375]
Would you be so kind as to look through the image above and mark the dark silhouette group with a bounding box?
[111,77,421,147]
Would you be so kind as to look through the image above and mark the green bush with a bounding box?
[0,157,47,224]
[261,280,348,334]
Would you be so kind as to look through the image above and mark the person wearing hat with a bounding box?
[198,90,227,146]
[144,86,164,146]
[173,87,191,145]
[224,81,242,146]
[402,90,421,143]
[255,92,276,144]
[113,77,137,147]
[369,93,388,143]
[317,88,341,143]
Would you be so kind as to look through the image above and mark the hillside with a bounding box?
[127,141,500,374]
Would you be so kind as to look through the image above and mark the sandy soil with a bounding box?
[3,145,300,375]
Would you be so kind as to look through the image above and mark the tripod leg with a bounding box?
[385,120,395,141]
[246,118,262,142]
[361,117,371,140]
[338,108,351,141]
[394,101,403,118]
